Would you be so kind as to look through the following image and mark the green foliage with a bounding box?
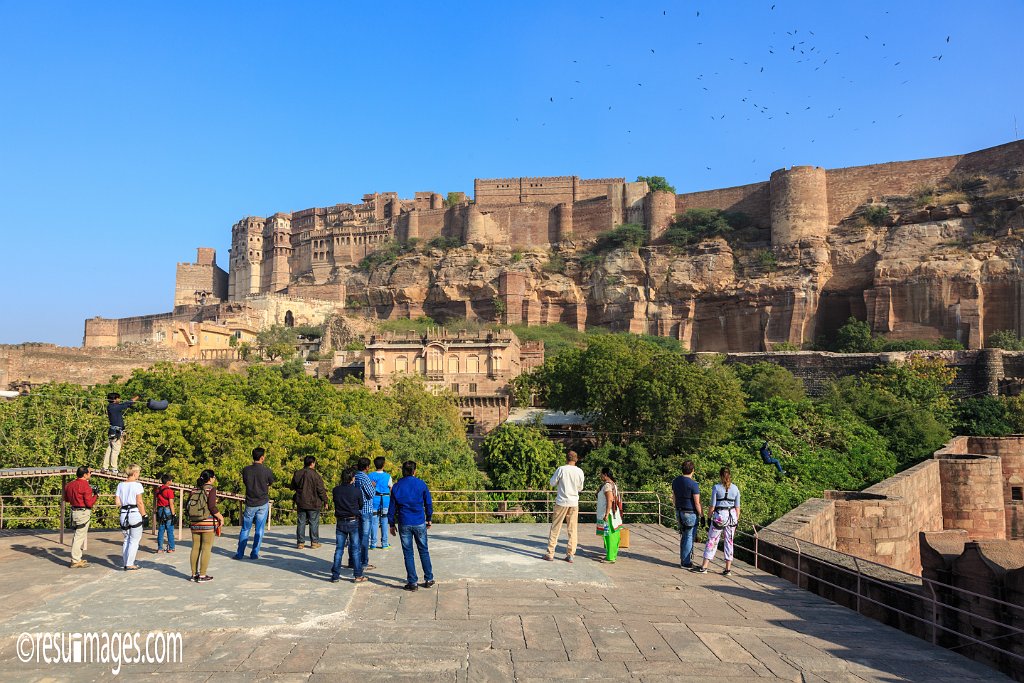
[581,442,666,492]
[358,240,410,271]
[510,249,524,263]
[256,325,298,360]
[492,296,507,317]
[426,236,463,251]
[1002,395,1024,433]
[0,364,486,528]
[579,252,602,270]
[830,317,964,352]
[955,397,1012,437]
[772,342,802,351]
[444,192,463,207]
[864,205,890,226]
[534,335,745,453]
[594,223,646,252]
[481,423,563,491]
[637,175,676,194]
[665,208,750,246]
[733,363,806,403]
[825,356,955,468]
[988,329,1024,350]
[754,249,778,271]
[542,252,566,274]
[343,340,366,351]
[294,324,324,339]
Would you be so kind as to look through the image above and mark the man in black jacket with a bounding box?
[292,456,328,549]
[235,447,276,560]
[103,392,139,473]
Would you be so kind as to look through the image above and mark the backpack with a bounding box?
[186,486,212,522]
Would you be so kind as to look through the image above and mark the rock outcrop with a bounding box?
[338,193,1024,352]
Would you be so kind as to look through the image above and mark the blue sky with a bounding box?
[1,1,1021,346]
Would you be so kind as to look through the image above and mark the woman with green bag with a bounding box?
[595,468,623,563]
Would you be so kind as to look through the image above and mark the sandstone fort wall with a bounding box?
[0,344,175,388]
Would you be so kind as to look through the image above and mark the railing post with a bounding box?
[753,525,759,571]
[853,557,862,614]
[0,496,4,530]
[794,537,802,588]
[473,493,478,524]
[178,490,184,533]
[60,475,66,546]
[926,579,939,645]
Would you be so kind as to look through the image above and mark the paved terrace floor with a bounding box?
[0,524,1008,682]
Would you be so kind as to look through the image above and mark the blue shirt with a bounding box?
[368,470,392,513]
[671,476,700,512]
[387,475,433,527]
[355,471,376,516]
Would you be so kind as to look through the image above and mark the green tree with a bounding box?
[257,325,299,360]
[733,363,806,403]
[481,423,563,491]
[595,223,646,251]
[955,397,1012,436]
[832,317,877,352]
[637,175,676,194]
[825,356,955,468]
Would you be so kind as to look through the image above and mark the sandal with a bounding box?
[124,565,141,571]
[353,576,368,583]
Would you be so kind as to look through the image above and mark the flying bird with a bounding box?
[946,35,950,42]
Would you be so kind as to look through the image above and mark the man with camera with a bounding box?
[63,466,99,568]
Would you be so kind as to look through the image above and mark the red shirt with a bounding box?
[155,485,175,507]
[64,478,98,509]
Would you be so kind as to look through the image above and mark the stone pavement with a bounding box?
[0,523,1008,682]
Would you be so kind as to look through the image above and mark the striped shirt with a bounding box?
[355,471,376,516]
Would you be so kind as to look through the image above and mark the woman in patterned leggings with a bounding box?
[693,467,741,576]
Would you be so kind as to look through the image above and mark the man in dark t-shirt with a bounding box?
[103,392,139,473]
[331,468,366,582]
[671,460,702,569]
[235,447,276,560]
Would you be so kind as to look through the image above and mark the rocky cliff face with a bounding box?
[335,194,1024,352]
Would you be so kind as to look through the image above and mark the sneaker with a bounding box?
[190,574,200,582]
[167,549,175,553]
[250,554,259,560]
[419,580,435,588]
[232,555,243,561]
[402,583,419,591]
[196,575,214,583]
[296,543,305,550]
[330,576,340,583]
[691,566,708,574]
[310,542,322,549]
[722,569,732,576]
[541,554,553,562]
[680,563,693,570]
[564,555,574,564]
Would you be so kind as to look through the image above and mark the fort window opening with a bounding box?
[395,355,408,373]
[448,355,459,374]
[284,310,294,327]
[1013,486,1023,502]
[467,355,480,374]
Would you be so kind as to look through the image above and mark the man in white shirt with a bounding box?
[543,451,585,563]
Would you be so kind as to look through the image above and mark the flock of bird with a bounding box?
[520,4,957,172]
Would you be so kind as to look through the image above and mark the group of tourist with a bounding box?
[63,444,741,583]
[540,451,742,573]
[61,450,435,590]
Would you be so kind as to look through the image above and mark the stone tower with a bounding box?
[769,166,828,246]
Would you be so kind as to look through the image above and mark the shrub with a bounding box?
[864,205,890,226]
[988,330,1024,350]
[358,241,408,271]
[665,209,750,246]
[510,250,524,263]
[955,397,1012,437]
[595,223,646,252]
[755,249,778,271]
[426,236,463,251]
[543,252,566,274]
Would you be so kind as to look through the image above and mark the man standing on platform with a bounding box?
[236,447,276,560]
[350,457,377,572]
[388,460,435,591]
[103,393,139,473]
[292,456,328,549]
[63,466,98,568]
[542,450,585,563]
[671,460,702,569]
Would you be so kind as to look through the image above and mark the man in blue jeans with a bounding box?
[235,447,276,560]
[388,460,434,591]
[670,460,702,569]
[348,457,377,572]
[331,468,366,583]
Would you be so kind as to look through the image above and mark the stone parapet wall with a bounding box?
[0,343,175,388]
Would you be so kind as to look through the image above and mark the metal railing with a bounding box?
[739,524,1024,673]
